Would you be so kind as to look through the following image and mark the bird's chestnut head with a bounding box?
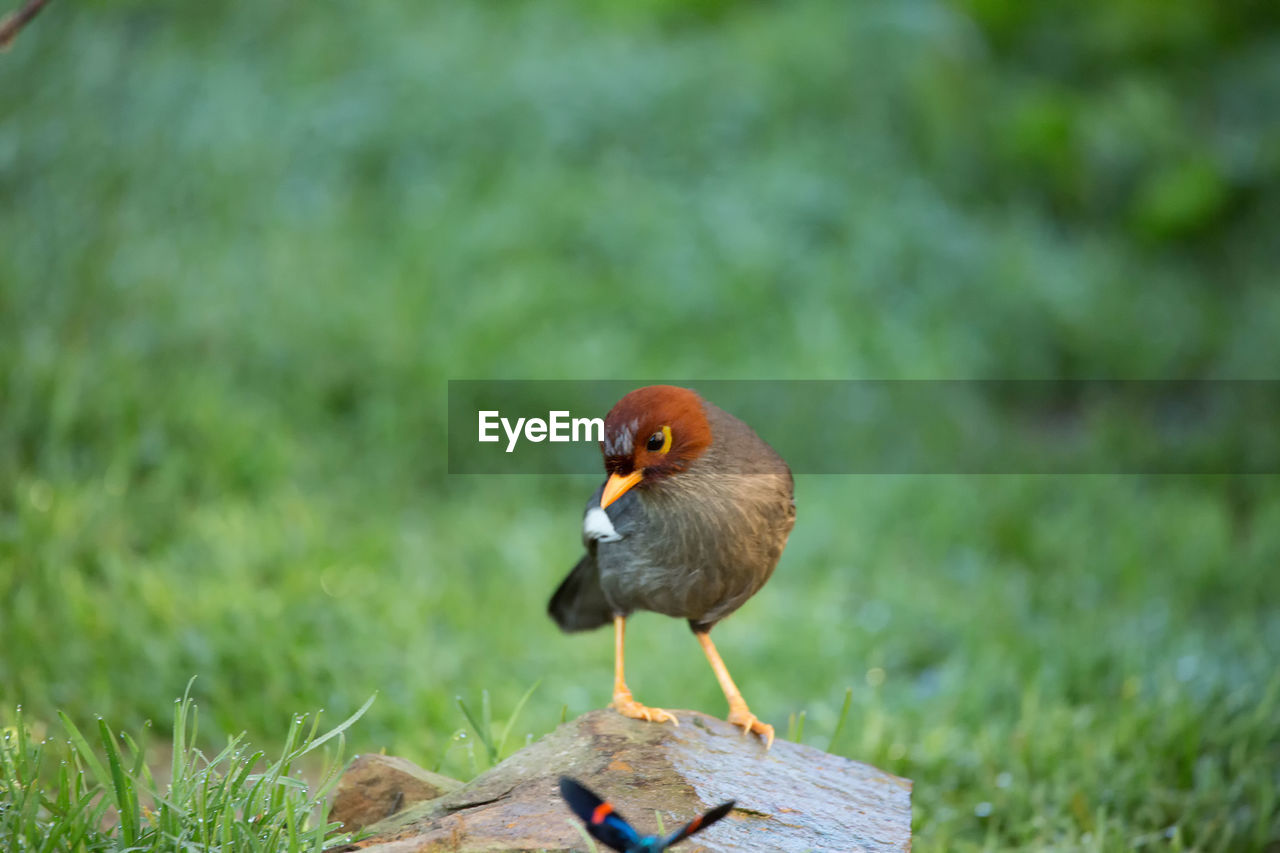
[598,385,712,508]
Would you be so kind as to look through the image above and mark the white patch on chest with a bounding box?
[583,506,623,543]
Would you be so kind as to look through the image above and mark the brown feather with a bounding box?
[601,385,712,478]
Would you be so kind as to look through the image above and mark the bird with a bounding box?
[559,776,735,853]
[548,385,795,747]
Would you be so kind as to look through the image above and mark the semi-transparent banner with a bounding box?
[446,380,1280,474]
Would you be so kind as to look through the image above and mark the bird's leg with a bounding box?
[608,615,678,725]
[694,630,774,748]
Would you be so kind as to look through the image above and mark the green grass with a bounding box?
[1,684,372,852]
[2,0,1279,850]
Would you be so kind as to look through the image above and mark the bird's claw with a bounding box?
[727,706,774,749]
[611,693,679,726]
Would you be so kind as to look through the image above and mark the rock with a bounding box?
[331,709,911,852]
[331,754,463,833]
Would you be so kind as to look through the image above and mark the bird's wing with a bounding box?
[547,552,613,632]
[661,800,735,848]
[559,777,641,853]
[549,486,645,633]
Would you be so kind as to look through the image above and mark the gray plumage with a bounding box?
[549,401,795,634]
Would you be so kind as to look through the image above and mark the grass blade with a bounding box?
[828,687,854,752]
[456,695,497,765]
[569,818,601,853]
[297,692,377,759]
[786,710,806,743]
[98,716,139,845]
[496,679,541,760]
[57,712,110,789]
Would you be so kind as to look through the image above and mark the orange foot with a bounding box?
[727,703,774,749]
[610,691,679,725]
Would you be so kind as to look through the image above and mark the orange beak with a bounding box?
[600,470,644,509]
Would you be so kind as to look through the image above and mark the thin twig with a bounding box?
[0,0,53,51]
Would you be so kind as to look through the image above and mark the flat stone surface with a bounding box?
[333,709,911,852]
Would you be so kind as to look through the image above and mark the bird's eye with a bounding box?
[646,426,673,454]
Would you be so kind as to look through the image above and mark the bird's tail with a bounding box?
[548,555,614,632]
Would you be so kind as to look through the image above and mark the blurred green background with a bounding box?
[2,0,1279,849]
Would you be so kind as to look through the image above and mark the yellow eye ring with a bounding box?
[645,426,673,454]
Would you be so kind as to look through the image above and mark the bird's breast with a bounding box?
[595,470,794,623]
